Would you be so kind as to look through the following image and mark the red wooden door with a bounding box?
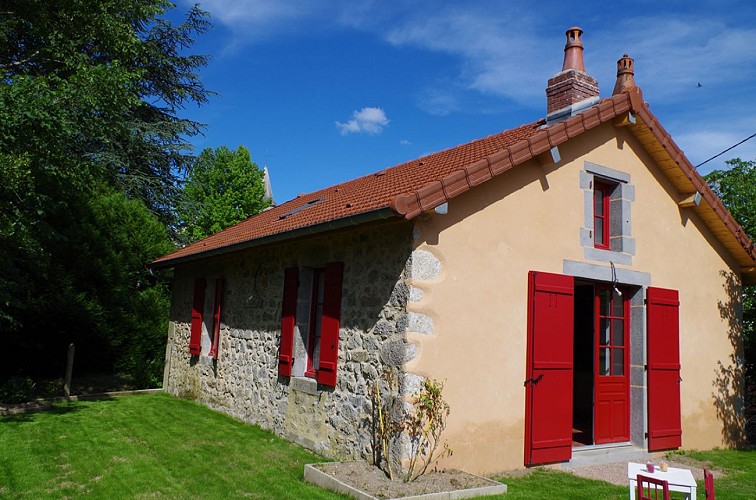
[647,287,682,451]
[593,286,630,444]
[524,271,574,465]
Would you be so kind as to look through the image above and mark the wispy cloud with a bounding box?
[416,87,460,116]
[336,107,389,135]
[668,107,756,173]
[400,139,412,146]
[383,7,550,105]
[678,130,756,173]
[192,1,756,106]
[195,1,315,28]
[587,17,756,103]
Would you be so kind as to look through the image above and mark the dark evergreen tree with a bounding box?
[0,1,211,386]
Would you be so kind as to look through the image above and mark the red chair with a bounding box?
[704,468,716,499]
[636,474,670,500]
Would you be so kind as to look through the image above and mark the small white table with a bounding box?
[628,462,697,500]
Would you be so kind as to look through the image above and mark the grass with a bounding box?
[496,449,756,499]
[0,393,343,498]
[495,468,627,499]
[667,449,756,499]
[1,393,754,499]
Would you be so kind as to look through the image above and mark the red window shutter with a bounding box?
[208,278,224,359]
[279,267,299,377]
[524,271,574,466]
[647,287,682,451]
[316,261,343,387]
[189,278,206,355]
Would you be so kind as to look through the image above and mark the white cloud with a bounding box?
[416,87,460,116]
[193,0,314,27]
[186,0,756,123]
[586,17,756,103]
[672,126,756,174]
[400,139,412,146]
[336,107,389,135]
[383,7,551,104]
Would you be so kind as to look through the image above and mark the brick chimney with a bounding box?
[612,53,635,95]
[546,27,600,124]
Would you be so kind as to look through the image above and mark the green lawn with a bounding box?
[497,449,756,499]
[1,393,753,499]
[496,469,627,499]
[0,393,343,498]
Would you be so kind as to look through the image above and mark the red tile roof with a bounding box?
[151,120,543,266]
[151,88,756,283]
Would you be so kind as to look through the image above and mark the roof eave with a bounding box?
[389,86,755,276]
[390,92,635,219]
[148,206,400,270]
[629,96,756,271]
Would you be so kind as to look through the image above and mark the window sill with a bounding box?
[290,376,319,395]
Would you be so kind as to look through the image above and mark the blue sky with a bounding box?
[174,0,756,205]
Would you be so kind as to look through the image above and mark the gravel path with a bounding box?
[563,457,722,486]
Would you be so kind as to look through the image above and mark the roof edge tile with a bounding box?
[392,92,633,220]
[632,100,756,265]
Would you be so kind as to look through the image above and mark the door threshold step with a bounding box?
[564,445,660,468]
[574,441,632,451]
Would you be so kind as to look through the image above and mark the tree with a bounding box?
[0,0,210,385]
[0,0,211,228]
[706,159,755,240]
[705,158,755,385]
[178,145,270,242]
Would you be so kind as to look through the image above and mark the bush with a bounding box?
[0,375,36,403]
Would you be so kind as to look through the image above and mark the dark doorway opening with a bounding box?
[573,283,594,446]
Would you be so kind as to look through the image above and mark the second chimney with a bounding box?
[546,27,600,123]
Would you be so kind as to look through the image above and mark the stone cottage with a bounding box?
[149,27,755,474]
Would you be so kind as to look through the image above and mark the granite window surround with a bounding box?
[580,161,635,265]
[286,262,343,388]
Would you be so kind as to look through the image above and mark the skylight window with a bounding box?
[278,198,324,220]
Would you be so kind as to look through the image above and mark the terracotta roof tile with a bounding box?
[151,121,543,266]
[151,89,756,279]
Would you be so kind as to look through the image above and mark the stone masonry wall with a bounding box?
[163,221,416,461]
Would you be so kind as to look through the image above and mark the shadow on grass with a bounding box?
[1,403,80,422]
[1,393,120,422]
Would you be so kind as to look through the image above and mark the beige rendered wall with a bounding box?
[406,121,743,474]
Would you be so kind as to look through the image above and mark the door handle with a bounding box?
[524,374,544,386]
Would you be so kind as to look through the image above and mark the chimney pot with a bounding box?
[562,26,585,72]
[546,26,600,121]
[612,53,636,95]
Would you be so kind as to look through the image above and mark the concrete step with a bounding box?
[563,443,662,468]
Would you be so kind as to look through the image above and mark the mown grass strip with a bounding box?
[0,393,343,499]
[2,393,754,499]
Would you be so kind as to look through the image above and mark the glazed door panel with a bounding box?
[593,286,630,444]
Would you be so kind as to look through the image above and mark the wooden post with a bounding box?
[64,343,75,401]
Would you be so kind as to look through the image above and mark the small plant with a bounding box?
[403,378,452,482]
[370,367,403,480]
[370,368,452,483]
